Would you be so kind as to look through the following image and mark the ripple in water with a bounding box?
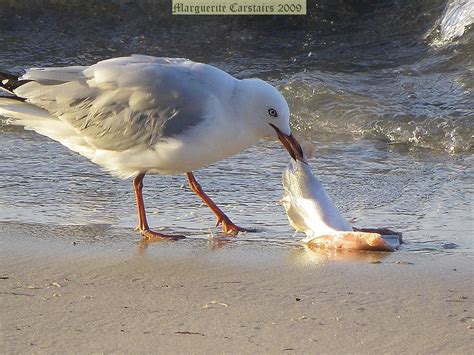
[0,0,472,255]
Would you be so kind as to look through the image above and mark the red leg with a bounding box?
[133,173,185,240]
[186,172,246,236]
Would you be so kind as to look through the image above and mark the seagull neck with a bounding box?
[233,79,259,125]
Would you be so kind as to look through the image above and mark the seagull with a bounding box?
[0,55,304,240]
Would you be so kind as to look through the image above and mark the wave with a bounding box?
[0,0,472,154]
[282,72,473,153]
[427,0,474,46]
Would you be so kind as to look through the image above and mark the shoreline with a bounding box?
[1,228,473,353]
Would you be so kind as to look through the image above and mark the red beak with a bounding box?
[269,124,304,161]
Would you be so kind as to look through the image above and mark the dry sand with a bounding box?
[1,225,473,354]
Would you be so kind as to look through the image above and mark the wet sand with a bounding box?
[1,226,473,354]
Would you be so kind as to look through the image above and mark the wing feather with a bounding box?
[13,55,213,151]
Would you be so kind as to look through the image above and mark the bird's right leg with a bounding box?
[186,172,247,236]
[133,173,185,240]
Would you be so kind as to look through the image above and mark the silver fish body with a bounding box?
[282,159,352,239]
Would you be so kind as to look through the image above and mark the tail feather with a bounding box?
[0,71,30,98]
[0,96,96,159]
[0,97,52,121]
[0,71,98,163]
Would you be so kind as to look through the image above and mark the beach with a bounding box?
[1,224,473,354]
[1,0,473,353]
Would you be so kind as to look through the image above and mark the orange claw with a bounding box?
[133,173,185,241]
[141,229,186,241]
[187,171,249,236]
[216,215,247,236]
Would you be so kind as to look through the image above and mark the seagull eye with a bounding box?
[268,108,278,117]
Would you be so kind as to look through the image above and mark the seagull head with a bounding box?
[240,78,304,161]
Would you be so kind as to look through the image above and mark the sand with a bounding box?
[1,225,473,354]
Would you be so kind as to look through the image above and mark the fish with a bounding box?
[281,144,400,252]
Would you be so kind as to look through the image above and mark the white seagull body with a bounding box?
[2,55,280,177]
[0,55,304,239]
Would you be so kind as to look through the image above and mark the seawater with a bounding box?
[0,0,472,254]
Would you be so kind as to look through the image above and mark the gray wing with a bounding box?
[14,55,212,151]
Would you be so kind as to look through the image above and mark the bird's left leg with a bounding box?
[186,172,246,236]
[133,173,185,240]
